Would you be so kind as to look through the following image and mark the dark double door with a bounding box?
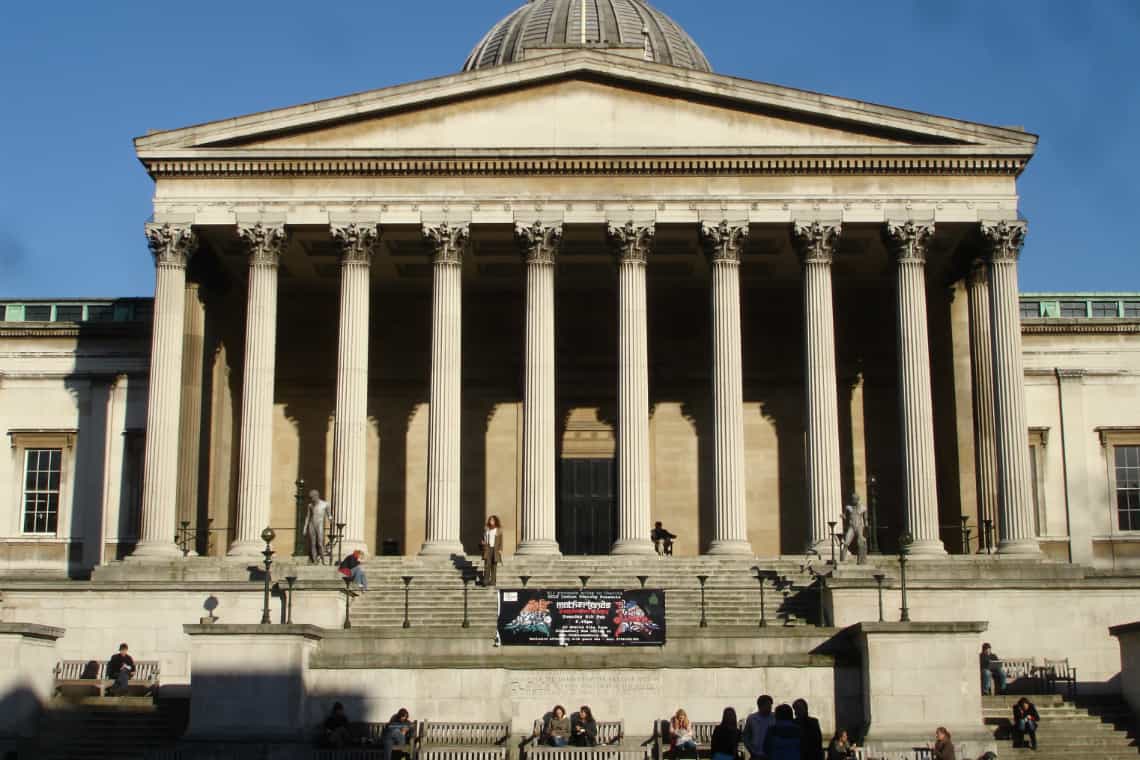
[558,458,616,555]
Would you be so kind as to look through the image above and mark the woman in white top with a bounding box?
[480,515,503,586]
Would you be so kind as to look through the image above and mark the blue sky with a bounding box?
[1,0,1137,297]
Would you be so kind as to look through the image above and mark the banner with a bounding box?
[497,588,666,646]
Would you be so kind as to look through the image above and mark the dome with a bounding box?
[464,0,711,73]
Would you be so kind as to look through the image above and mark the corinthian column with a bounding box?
[516,222,562,555]
[229,223,287,558]
[331,224,379,555]
[420,223,468,556]
[793,220,844,552]
[884,220,946,555]
[700,221,751,555]
[608,222,655,555]
[966,260,999,549]
[176,282,206,555]
[135,223,196,558]
[982,220,1040,555]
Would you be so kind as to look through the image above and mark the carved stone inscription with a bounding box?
[508,670,662,699]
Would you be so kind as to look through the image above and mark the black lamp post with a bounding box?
[816,573,829,628]
[696,575,709,628]
[401,575,413,629]
[293,479,306,557]
[260,527,276,625]
[335,522,347,564]
[827,521,838,564]
[519,575,531,589]
[872,573,886,623]
[461,577,471,628]
[342,576,353,630]
[285,576,297,625]
[983,518,995,554]
[867,476,880,554]
[579,575,590,589]
[898,532,912,623]
[752,568,768,628]
[636,575,649,589]
[177,521,192,557]
[959,515,971,555]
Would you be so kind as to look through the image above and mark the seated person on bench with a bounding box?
[383,708,413,760]
[106,643,134,696]
[542,704,572,747]
[652,522,677,556]
[570,705,598,747]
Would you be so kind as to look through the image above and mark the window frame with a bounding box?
[1027,427,1049,536]
[7,430,76,539]
[1098,428,1140,534]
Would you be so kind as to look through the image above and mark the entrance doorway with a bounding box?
[558,458,616,555]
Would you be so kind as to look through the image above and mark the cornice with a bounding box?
[141,152,1030,179]
[0,323,151,338]
[1022,320,1140,336]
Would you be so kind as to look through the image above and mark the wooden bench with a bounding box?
[525,720,627,760]
[1040,657,1078,697]
[988,656,1044,693]
[53,658,160,697]
[417,720,512,760]
[652,719,745,760]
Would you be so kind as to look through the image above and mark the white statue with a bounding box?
[843,492,868,565]
[302,489,330,563]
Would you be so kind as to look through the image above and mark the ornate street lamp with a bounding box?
[867,476,880,554]
[636,575,649,589]
[461,577,471,628]
[696,575,709,628]
[959,515,972,555]
[285,576,297,625]
[578,575,590,589]
[519,575,531,589]
[898,532,913,623]
[751,567,769,628]
[827,521,838,564]
[401,575,413,629]
[342,577,353,630]
[260,527,276,625]
[872,572,886,623]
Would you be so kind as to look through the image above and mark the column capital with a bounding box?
[792,220,841,265]
[700,220,749,264]
[423,222,469,265]
[981,219,1027,262]
[331,223,381,264]
[237,223,288,267]
[884,220,935,264]
[607,221,654,264]
[515,221,563,265]
[145,223,197,268]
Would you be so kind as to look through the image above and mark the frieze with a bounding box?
[981,219,1027,262]
[515,222,563,265]
[145,223,197,268]
[884,220,935,264]
[331,223,381,265]
[607,221,654,264]
[700,220,749,264]
[424,222,470,265]
[792,220,841,265]
[237,223,288,267]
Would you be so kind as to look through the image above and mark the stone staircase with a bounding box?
[337,556,822,629]
[983,692,1139,759]
[35,695,185,759]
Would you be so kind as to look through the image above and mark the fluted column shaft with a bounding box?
[794,221,844,551]
[136,224,197,558]
[609,223,655,554]
[983,220,1040,554]
[230,224,286,557]
[331,224,378,554]
[421,223,468,556]
[701,221,751,555]
[885,221,946,555]
[966,261,999,548]
[176,282,206,555]
[517,223,561,555]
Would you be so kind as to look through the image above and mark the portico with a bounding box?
[131,47,1040,561]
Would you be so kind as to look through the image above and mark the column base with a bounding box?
[130,541,183,560]
[515,540,562,556]
[418,540,465,557]
[903,538,947,557]
[610,538,656,555]
[998,538,1042,555]
[227,539,267,559]
[706,540,753,556]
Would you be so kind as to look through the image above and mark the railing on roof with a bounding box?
[1019,294,1140,320]
[0,299,152,324]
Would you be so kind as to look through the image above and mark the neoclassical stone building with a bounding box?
[1,0,1137,572]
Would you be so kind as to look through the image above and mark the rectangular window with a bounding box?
[24,304,52,321]
[0,304,6,321]
[1020,301,1040,319]
[1124,302,1140,318]
[1091,301,1119,318]
[54,305,83,322]
[86,305,113,321]
[22,448,62,534]
[1117,445,1140,531]
[1059,301,1087,318]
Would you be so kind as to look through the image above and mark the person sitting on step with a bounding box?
[1012,697,1040,750]
[652,521,677,556]
[979,643,1006,695]
[338,549,368,593]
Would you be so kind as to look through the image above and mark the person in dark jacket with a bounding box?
[710,707,741,760]
[323,702,350,748]
[763,704,802,760]
[825,729,854,760]
[570,705,598,747]
[383,708,413,760]
[106,643,134,696]
[931,726,956,760]
[1012,697,1040,750]
[792,699,823,760]
[338,550,368,592]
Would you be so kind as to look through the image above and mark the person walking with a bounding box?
[481,515,503,587]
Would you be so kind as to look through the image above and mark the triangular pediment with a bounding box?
[135,50,1036,159]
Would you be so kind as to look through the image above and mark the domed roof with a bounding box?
[464,0,711,73]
